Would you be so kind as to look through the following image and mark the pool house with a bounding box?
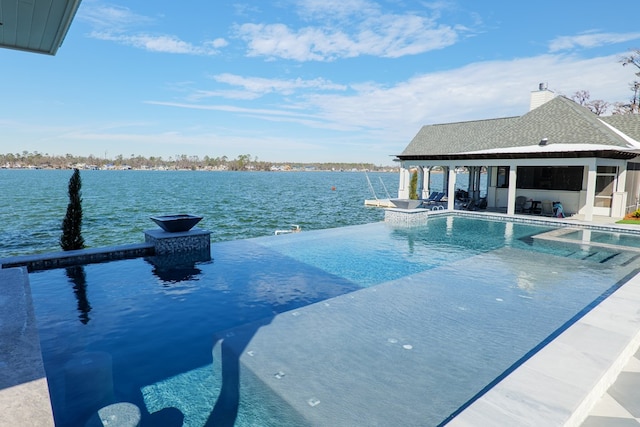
[395,86,640,221]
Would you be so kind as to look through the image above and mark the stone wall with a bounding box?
[384,208,430,226]
[143,228,211,255]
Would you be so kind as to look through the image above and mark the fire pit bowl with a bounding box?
[150,214,203,233]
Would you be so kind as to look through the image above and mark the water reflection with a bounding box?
[207,317,274,426]
[65,265,91,324]
[146,248,211,284]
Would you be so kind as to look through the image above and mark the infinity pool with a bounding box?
[28,216,640,426]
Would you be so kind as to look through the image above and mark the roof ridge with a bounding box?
[551,96,633,146]
[427,116,518,127]
[480,96,632,148]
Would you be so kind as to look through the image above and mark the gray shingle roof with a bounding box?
[400,117,517,156]
[399,96,640,158]
[600,114,640,142]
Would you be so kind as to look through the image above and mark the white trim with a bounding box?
[584,161,597,221]
[599,119,640,149]
[465,143,640,156]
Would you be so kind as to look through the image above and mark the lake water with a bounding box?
[0,169,400,258]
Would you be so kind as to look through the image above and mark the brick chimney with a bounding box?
[529,83,555,111]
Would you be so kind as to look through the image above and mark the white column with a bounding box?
[487,167,497,208]
[506,167,517,215]
[417,166,425,199]
[447,167,457,210]
[617,163,627,192]
[475,167,482,200]
[422,167,431,199]
[443,166,449,193]
[617,163,629,216]
[398,165,410,198]
[584,160,596,221]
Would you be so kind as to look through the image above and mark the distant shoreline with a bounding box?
[0,165,399,172]
[0,152,397,172]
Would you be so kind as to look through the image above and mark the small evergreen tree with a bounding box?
[60,168,85,250]
[409,170,418,200]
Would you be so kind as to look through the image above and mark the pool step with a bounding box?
[528,227,640,267]
[563,249,630,265]
[520,236,633,265]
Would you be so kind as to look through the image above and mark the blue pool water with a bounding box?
[562,229,640,249]
[28,216,640,426]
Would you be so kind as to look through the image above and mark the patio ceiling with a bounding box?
[0,0,82,55]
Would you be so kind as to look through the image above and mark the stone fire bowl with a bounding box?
[150,214,203,233]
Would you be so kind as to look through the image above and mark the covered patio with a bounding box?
[394,88,640,221]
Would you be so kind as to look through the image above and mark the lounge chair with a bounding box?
[422,191,440,204]
[464,199,478,211]
[541,200,554,216]
[423,192,445,206]
[455,189,469,202]
[515,196,528,213]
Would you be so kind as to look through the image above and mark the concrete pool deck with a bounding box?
[0,267,54,426]
[2,213,640,425]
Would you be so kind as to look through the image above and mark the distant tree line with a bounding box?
[0,151,395,172]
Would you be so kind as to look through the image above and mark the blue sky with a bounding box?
[1,0,639,166]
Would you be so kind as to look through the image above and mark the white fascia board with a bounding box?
[465,143,640,156]
[598,119,640,149]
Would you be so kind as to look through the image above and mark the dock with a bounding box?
[364,198,396,208]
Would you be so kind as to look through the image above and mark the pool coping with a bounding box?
[2,214,640,425]
[446,269,640,426]
[0,242,154,271]
[0,267,55,426]
[438,212,640,426]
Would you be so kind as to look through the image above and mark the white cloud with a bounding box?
[234,1,462,61]
[236,20,458,61]
[549,31,640,52]
[151,52,634,151]
[5,51,631,164]
[81,3,227,55]
[183,74,346,101]
[78,4,153,31]
[213,74,346,94]
[80,1,462,59]
[296,53,633,132]
[90,32,225,55]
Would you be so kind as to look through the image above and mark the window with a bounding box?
[594,166,618,208]
[497,166,509,188]
[516,166,583,191]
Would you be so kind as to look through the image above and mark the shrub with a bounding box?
[60,168,85,251]
[409,170,418,200]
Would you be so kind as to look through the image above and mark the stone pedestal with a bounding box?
[390,199,423,209]
[384,208,430,226]
[144,228,211,255]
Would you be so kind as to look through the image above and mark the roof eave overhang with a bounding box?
[49,0,83,55]
[395,150,638,162]
[0,0,83,56]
